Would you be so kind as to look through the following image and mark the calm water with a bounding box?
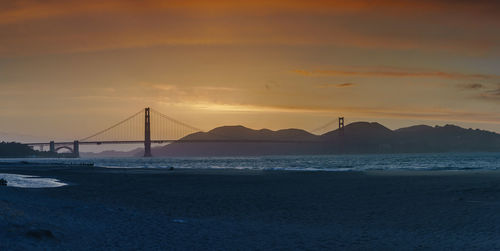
[2,153,500,171]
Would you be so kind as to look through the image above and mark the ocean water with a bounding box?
[1,153,500,171]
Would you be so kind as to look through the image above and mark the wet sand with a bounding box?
[2,165,500,250]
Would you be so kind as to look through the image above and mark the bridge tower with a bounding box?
[338,117,345,136]
[144,107,152,157]
[338,117,345,154]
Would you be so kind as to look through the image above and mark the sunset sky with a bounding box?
[1,0,500,142]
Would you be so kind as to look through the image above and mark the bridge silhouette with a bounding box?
[26,108,344,157]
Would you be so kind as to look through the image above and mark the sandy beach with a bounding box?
[2,165,500,250]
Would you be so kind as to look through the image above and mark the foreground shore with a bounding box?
[2,165,500,250]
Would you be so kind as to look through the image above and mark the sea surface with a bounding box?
[1,152,500,171]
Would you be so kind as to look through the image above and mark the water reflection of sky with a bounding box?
[0,173,67,188]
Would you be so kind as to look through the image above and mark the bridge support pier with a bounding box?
[144,107,152,157]
[73,140,79,158]
[50,141,55,153]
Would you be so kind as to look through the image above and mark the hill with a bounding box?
[152,123,500,156]
[152,126,325,156]
[0,142,64,158]
[392,124,500,152]
[0,142,36,157]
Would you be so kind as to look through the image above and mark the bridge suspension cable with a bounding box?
[80,109,144,142]
[79,108,203,143]
[150,108,202,141]
[311,119,339,134]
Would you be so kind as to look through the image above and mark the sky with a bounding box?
[1,0,500,143]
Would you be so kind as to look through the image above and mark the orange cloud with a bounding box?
[166,101,500,125]
[293,68,500,80]
[1,0,499,56]
[317,83,356,88]
[2,1,499,24]
[460,83,485,90]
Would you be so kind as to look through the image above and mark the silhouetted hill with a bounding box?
[394,125,433,133]
[180,125,319,141]
[0,142,36,157]
[317,122,394,153]
[322,122,392,138]
[392,125,500,152]
[153,126,323,157]
[152,123,500,156]
[0,142,63,158]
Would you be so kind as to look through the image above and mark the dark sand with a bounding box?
[2,165,500,250]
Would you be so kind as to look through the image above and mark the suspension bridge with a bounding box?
[25,108,344,157]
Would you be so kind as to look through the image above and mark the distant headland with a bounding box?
[3,122,500,158]
[0,142,71,158]
[80,122,500,157]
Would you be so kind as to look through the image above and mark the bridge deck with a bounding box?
[26,139,327,146]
